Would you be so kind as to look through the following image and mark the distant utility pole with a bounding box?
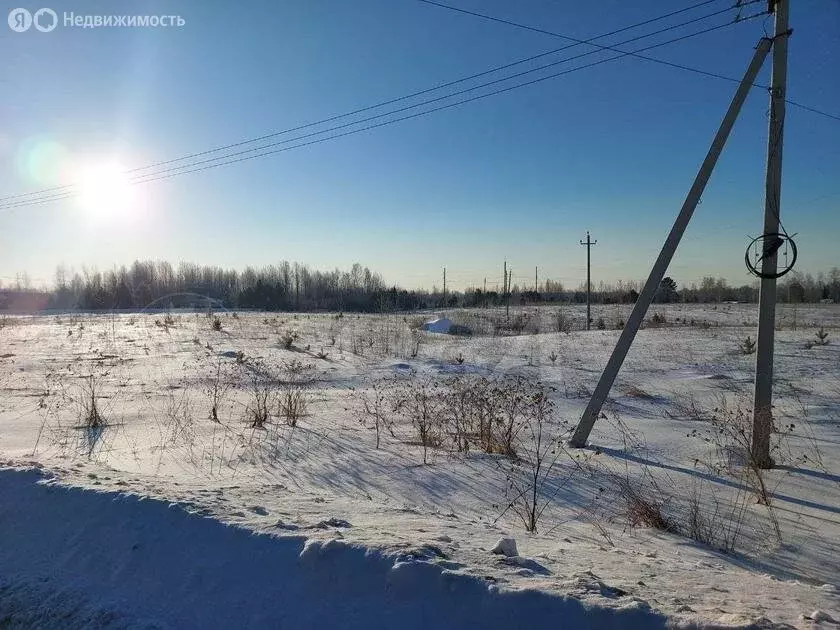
[753,0,790,469]
[580,231,597,330]
[508,268,513,319]
[535,266,538,294]
[503,260,509,321]
[442,267,447,308]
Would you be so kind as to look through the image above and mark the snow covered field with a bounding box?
[1,303,839,628]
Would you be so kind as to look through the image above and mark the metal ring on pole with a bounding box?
[745,232,797,279]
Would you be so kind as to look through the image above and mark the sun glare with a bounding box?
[77,162,137,218]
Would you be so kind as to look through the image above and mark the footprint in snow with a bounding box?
[249,505,269,516]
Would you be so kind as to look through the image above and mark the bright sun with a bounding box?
[77,162,136,218]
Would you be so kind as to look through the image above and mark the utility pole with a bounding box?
[580,232,597,330]
[535,266,539,294]
[442,267,447,309]
[507,268,513,321]
[503,260,509,321]
[752,0,790,470]
[569,36,774,448]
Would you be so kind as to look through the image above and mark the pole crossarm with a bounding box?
[569,36,774,448]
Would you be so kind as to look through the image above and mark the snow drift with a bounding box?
[0,468,668,629]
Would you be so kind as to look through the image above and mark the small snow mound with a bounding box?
[272,519,299,531]
[490,537,518,557]
[498,555,550,575]
[312,517,351,529]
[808,610,837,624]
[435,535,452,543]
[560,572,627,599]
[421,318,451,333]
[299,537,347,561]
[712,613,778,628]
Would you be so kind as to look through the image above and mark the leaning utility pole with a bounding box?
[580,232,597,330]
[752,0,790,469]
[569,35,774,448]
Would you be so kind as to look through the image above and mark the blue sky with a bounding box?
[1,0,838,291]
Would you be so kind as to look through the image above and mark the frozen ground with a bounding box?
[1,304,839,628]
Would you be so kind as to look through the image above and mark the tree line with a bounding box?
[1,262,838,313]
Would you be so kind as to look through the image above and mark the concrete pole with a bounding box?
[752,0,790,469]
[570,36,773,448]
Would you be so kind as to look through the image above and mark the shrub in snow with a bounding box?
[279,359,314,427]
[392,376,443,464]
[351,377,396,449]
[205,358,231,423]
[554,310,572,334]
[740,335,756,354]
[77,375,106,431]
[503,383,573,533]
[815,326,829,346]
[244,363,275,429]
[280,330,298,350]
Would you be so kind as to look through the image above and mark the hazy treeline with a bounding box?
[1,262,838,313]
[43,261,408,311]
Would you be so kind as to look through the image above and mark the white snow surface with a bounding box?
[0,304,838,629]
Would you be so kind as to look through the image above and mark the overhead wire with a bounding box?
[417,0,840,121]
[0,11,766,211]
[0,0,733,205]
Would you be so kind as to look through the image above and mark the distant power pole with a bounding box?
[752,0,790,470]
[535,266,538,293]
[580,231,597,330]
[503,260,509,321]
[443,267,447,308]
[508,268,513,320]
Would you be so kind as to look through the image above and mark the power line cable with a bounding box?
[415,0,763,82]
[418,0,840,122]
[102,12,752,183]
[0,16,765,212]
[0,0,746,204]
[785,99,840,123]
